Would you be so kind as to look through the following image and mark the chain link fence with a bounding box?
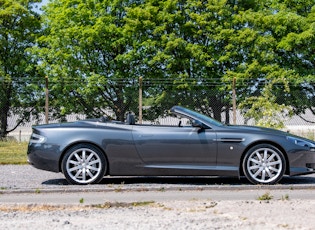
[4,83,315,141]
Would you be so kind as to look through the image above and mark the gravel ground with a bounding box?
[1,199,315,229]
[1,165,315,229]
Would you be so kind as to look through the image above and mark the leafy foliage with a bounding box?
[35,0,140,121]
[240,78,293,129]
[1,0,315,136]
[0,0,42,137]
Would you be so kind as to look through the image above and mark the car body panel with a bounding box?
[132,125,217,165]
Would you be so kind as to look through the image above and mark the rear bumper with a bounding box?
[27,144,61,173]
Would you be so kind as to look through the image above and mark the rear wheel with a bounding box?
[243,144,286,185]
[62,144,107,185]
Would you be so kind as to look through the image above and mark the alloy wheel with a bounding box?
[62,144,106,185]
[243,145,285,184]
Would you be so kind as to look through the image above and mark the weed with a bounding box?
[132,201,155,207]
[92,201,155,209]
[114,183,125,192]
[257,192,273,201]
[281,194,289,201]
[136,188,149,192]
[79,198,84,204]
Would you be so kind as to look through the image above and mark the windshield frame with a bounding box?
[171,106,225,128]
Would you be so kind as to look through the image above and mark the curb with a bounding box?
[1,183,315,194]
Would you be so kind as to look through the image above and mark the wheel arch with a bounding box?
[239,140,290,176]
[58,141,109,175]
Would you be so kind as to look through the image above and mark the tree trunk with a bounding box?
[0,97,10,138]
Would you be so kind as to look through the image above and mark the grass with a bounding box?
[0,140,28,164]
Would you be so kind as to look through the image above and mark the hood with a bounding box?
[226,125,289,136]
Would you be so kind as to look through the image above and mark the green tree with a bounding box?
[240,78,293,128]
[126,0,309,124]
[37,0,250,122]
[275,0,315,120]
[125,0,249,121]
[0,0,42,138]
[228,0,315,125]
[34,0,315,126]
[35,0,140,121]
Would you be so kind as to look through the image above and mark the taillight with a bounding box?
[29,133,46,144]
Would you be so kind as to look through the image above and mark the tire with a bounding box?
[242,144,286,185]
[61,144,107,185]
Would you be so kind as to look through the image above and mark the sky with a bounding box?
[33,0,49,13]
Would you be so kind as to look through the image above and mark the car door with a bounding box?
[131,125,217,167]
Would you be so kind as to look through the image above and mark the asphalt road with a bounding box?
[2,165,315,230]
[2,165,315,192]
[1,165,315,204]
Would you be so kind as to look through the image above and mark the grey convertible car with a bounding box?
[27,106,315,185]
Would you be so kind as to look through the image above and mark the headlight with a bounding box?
[29,133,46,144]
[287,136,315,150]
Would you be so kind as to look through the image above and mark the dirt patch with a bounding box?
[0,199,313,229]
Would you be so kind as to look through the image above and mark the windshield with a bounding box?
[179,107,224,127]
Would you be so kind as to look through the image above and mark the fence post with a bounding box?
[139,76,143,124]
[45,76,49,124]
[232,77,237,125]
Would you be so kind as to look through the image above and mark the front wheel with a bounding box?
[243,144,286,185]
[62,144,107,185]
